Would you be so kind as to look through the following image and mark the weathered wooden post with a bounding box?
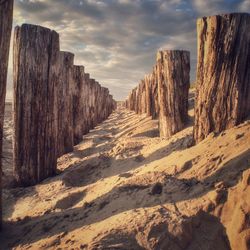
[139,80,147,115]
[93,81,101,126]
[151,66,159,119]
[83,73,90,134]
[0,0,13,229]
[104,88,110,119]
[72,65,85,145]
[137,83,142,114]
[128,91,132,110]
[145,74,153,117]
[108,94,113,116]
[96,82,100,124]
[194,13,250,143]
[57,51,74,156]
[157,50,190,138]
[89,78,96,129]
[135,86,140,114]
[132,87,137,111]
[13,24,60,186]
[128,90,133,111]
[127,88,134,111]
[101,87,106,120]
[99,86,107,122]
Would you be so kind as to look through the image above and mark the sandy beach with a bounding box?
[1,94,249,249]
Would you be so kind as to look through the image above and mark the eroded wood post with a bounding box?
[135,87,140,114]
[89,78,95,130]
[83,73,90,135]
[57,51,74,156]
[194,13,250,143]
[151,66,159,119]
[72,65,85,145]
[0,0,13,229]
[145,74,152,117]
[138,80,146,115]
[13,24,60,186]
[157,50,190,138]
[132,88,137,112]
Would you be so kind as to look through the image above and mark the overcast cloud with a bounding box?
[6,0,249,100]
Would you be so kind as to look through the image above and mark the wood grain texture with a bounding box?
[72,65,85,145]
[0,0,13,230]
[13,24,60,186]
[151,66,160,119]
[194,13,250,143]
[157,50,190,138]
[57,51,74,156]
[145,74,152,117]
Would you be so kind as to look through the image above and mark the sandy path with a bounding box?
[0,98,250,249]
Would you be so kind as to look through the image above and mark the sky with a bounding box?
[6,0,250,101]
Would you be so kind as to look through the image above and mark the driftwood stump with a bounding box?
[194,13,250,143]
[0,0,13,229]
[157,50,190,138]
[13,24,60,186]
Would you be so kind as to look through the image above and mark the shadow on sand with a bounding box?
[1,149,249,249]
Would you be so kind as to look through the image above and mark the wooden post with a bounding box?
[57,51,74,156]
[89,78,95,130]
[0,0,13,229]
[194,13,250,143]
[83,73,90,135]
[145,74,152,117]
[151,66,159,119]
[104,88,110,119]
[138,80,146,115]
[132,87,137,111]
[13,24,60,186]
[157,50,190,138]
[93,81,100,126]
[135,87,140,114]
[98,85,107,123]
[72,65,85,145]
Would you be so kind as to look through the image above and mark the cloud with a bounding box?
[7,0,248,100]
[191,0,242,16]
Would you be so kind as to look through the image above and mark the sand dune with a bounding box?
[0,97,250,249]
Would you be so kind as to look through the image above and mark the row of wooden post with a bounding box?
[125,50,190,138]
[125,13,250,143]
[13,24,116,187]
